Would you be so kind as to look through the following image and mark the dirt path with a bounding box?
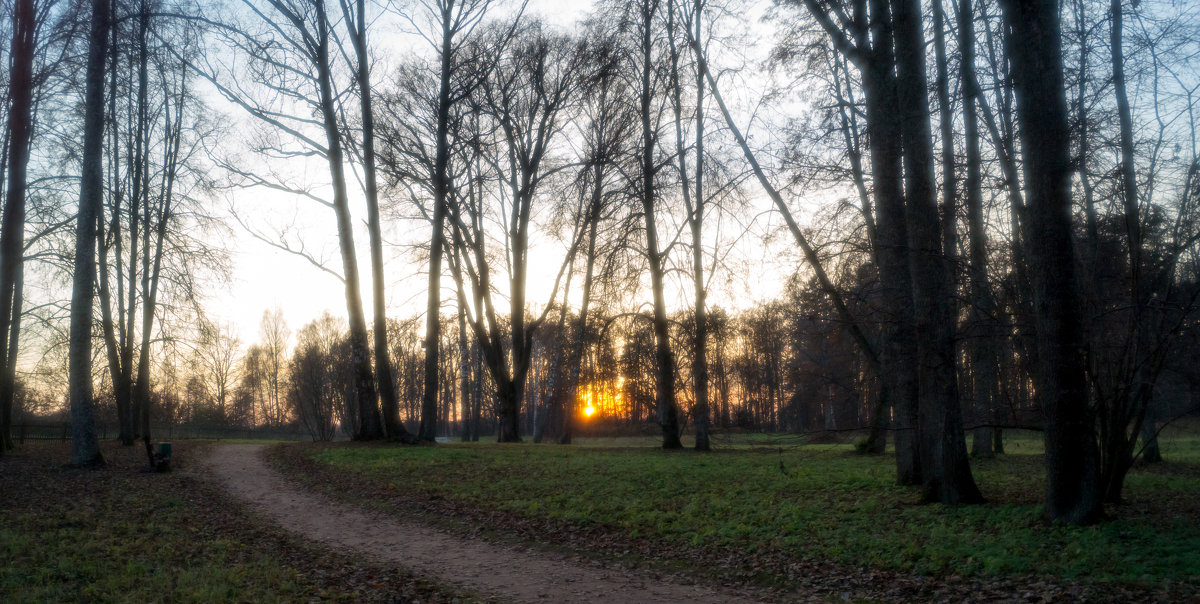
[201,443,764,603]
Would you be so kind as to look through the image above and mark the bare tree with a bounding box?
[891,0,982,504]
[290,311,347,440]
[0,0,36,454]
[68,0,110,467]
[193,319,241,421]
[615,0,684,449]
[95,3,206,444]
[552,28,632,444]
[336,0,413,442]
[379,0,503,442]
[198,0,384,439]
[999,0,1103,525]
[259,306,289,426]
[444,21,589,442]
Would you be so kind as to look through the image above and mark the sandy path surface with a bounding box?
[202,443,764,603]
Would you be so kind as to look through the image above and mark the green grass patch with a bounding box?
[0,441,458,603]
[0,445,310,602]
[309,432,1200,586]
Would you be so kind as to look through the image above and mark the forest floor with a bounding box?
[0,440,462,602]
[263,433,1200,603]
[203,442,765,603]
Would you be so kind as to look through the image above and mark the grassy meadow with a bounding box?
[295,427,1200,589]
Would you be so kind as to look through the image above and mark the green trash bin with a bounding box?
[158,442,172,461]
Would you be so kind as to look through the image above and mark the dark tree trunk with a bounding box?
[892,0,983,504]
[861,0,922,486]
[931,0,957,262]
[1140,408,1162,463]
[668,0,709,451]
[1096,0,1151,505]
[828,50,886,456]
[0,0,36,453]
[69,0,111,468]
[132,56,185,445]
[639,0,681,450]
[1000,0,1103,525]
[685,0,710,452]
[344,0,412,443]
[458,300,472,442]
[314,0,382,440]
[123,2,149,440]
[959,0,999,460]
[4,260,22,448]
[419,8,454,443]
[496,379,521,443]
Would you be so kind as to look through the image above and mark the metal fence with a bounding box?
[13,422,107,443]
[11,423,311,443]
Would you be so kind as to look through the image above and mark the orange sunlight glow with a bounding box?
[579,380,623,419]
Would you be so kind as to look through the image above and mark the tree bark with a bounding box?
[419,4,455,443]
[959,0,999,459]
[1140,407,1162,463]
[861,0,922,486]
[639,0,682,450]
[313,0,382,440]
[132,58,185,445]
[1000,0,1103,525]
[0,0,37,453]
[342,0,412,443]
[69,0,111,468]
[892,0,982,504]
[1097,0,1150,505]
[458,300,472,441]
[685,0,711,452]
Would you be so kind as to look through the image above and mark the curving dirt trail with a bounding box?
[201,443,764,603]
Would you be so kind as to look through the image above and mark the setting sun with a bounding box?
[584,405,596,417]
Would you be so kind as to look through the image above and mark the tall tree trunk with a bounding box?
[892,0,982,504]
[686,0,711,452]
[96,212,131,442]
[132,61,186,443]
[829,50,886,455]
[126,0,151,439]
[69,0,111,468]
[1098,0,1149,505]
[458,300,472,442]
[1000,0,1103,525]
[640,0,682,450]
[502,202,532,444]
[0,0,36,453]
[861,0,922,485]
[669,0,709,451]
[1140,406,1162,463]
[344,0,411,443]
[314,0,382,440]
[419,7,454,443]
[931,0,957,261]
[471,287,483,442]
[960,0,999,459]
[4,260,23,448]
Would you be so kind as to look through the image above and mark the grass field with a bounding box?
[0,441,459,603]
[298,427,1200,591]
